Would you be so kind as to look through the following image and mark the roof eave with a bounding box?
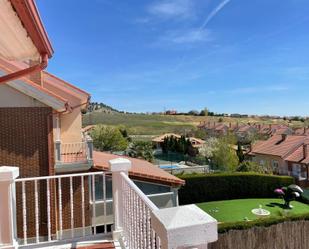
[10,0,54,58]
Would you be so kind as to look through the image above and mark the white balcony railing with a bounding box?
[0,169,108,248]
[120,171,161,248]
[109,158,218,249]
[55,137,93,165]
[0,159,218,249]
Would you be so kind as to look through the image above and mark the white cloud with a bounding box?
[159,29,212,44]
[201,0,231,28]
[147,0,195,19]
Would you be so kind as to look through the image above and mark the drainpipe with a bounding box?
[0,53,48,85]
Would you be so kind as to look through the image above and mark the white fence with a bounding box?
[14,171,108,247]
[0,159,218,249]
[109,158,218,249]
[120,172,162,248]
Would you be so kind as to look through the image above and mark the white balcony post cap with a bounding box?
[0,166,19,181]
[109,158,132,172]
[151,204,218,248]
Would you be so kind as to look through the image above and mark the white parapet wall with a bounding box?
[151,204,218,249]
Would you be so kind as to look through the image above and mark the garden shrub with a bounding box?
[218,213,309,233]
[300,188,309,204]
[177,172,294,205]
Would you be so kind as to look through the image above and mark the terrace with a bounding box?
[0,158,218,249]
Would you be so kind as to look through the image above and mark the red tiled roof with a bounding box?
[82,125,96,133]
[93,151,185,186]
[285,145,305,163]
[250,135,307,158]
[214,123,227,131]
[236,125,255,133]
[295,127,309,136]
[0,57,90,110]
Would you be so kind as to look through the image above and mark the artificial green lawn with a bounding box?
[197,198,309,223]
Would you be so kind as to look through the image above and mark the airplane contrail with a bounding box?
[201,0,231,29]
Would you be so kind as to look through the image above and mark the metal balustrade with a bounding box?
[60,142,88,163]
[55,136,93,164]
[14,171,108,247]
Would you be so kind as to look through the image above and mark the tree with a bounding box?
[212,139,239,171]
[236,143,244,163]
[236,161,263,173]
[128,141,154,162]
[188,110,199,116]
[91,125,128,152]
[198,137,219,159]
[200,107,209,116]
[118,125,132,142]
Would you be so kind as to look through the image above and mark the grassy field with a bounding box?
[82,112,303,136]
[197,198,309,223]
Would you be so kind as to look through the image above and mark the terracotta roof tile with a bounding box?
[251,135,307,158]
[0,57,89,110]
[93,151,185,186]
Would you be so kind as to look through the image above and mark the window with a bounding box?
[93,175,171,201]
[272,160,279,170]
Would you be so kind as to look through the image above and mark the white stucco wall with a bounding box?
[0,84,46,107]
[59,108,83,143]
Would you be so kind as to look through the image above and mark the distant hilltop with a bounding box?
[87,102,120,114]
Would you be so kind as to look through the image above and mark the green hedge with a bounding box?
[218,213,309,233]
[301,188,309,204]
[177,173,294,205]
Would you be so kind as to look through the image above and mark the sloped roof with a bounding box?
[152,133,181,143]
[236,125,256,133]
[93,151,185,186]
[0,57,90,111]
[295,127,309,136]
[285,144,307,163]
[250,135,307,158]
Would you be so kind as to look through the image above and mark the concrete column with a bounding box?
[0,166,19,249]
[171,187,179,206]
[151,204,218,249]
[55,140,61,162]
[109,158,132,240]
[86,136,94,161]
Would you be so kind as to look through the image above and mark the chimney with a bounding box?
[303,144,308,160]
[281,134,287,141]
[28,59,43,86]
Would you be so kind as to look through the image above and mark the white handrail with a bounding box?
[15,171,108,182]
[120,172,159,211]
[13,171,109,247]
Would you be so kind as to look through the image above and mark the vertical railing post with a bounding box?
[55,140,62,163]
[86,136,93,162]
[0,166,19,249]
[109,158,132,240]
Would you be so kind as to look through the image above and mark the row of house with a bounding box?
[198,121,297,140]
[249,134,309,186]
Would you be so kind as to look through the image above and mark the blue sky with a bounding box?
[37,0,309,116]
